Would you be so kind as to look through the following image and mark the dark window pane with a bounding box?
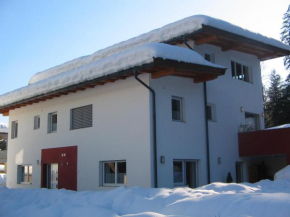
[172,99,181,121]
[236,63,243,80]
[173,161,183,183]
[104,162,115,184]
[117,162,126,184]
[207,106,212,120]
[231,61,236,78]
[243,66,249,82]
[205,54,211,62]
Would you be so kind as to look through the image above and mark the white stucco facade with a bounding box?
[6,41,265,190]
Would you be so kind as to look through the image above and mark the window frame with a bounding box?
[17,165,33,185]
[34,115,40,130]
[70,104,93,130]
[102,160,127,187]
[173,160,199,187]
[231,61,251,83]
[11,121,18,139]
[48,112,57,133]
[171,96,184,122]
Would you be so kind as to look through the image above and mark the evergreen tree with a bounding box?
[281,74,290,123]
[281,5,290,70]
[264,70,284,127]
[0,139,6,151]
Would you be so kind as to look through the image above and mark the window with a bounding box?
[17,165,32,184]
[48,112,57,133]
[71,105,92,130]
[245,112,260,131]
[11,121,18,139]
[231,61,251,83]
[204,53,215,63]
[34,116,40,130]
[102,161,126,185]
[207,103,217,122]
[173,160,198,188]
[172,97,183,121]
[236,162,243,183]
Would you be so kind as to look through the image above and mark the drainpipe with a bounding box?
[203,82,211,184]
[183,36,211,184]
[134,71,158,188]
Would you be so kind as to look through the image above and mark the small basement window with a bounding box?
[48,112,57,133]
[102,161,126,186]
[17,165,33,184]
[34,116,40,130]
[172,97,183,122]
[11,121,18,139]
[231,61,251,83]
[71,105,93,130]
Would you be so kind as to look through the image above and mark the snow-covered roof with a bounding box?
[29,15,290,85]
[0,43,225,108]
[0,122,8,134]
[266,124,290,130]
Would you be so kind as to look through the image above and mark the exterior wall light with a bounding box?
[37,160,41,165]
[217,157,222,164]
[261,112,265,117]
[240,107,244,112]
[160,156,165,164]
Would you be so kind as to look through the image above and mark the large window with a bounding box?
[34,116,40,130]
[173,160,198,188]
[71,105,92,130]
[48,112,57,133]
[245,112,259,131]
[11,121,18,139]
[231,61,251,83]
[17,165,33,184]
[103,161,126,185]
[172,97,183,122]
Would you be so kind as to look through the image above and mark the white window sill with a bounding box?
[19,182,32,185]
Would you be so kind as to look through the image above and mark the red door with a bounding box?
[41,146,77,191]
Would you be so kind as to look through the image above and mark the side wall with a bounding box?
[151,42,265,187]
[7,75,153,190]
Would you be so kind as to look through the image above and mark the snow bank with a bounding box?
[267,124,290,130]
[1,179,290,217]
[28,14,290,85]
[0,174,6,186]
[0,43,224,108]
[275,165,290,181]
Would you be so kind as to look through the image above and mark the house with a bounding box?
[0,15,289,191]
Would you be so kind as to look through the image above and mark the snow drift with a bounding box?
[1,166,290,217]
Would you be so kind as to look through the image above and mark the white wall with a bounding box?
[7,75,153,190]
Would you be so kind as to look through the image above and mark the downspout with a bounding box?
[203,82,211,184]
[184,36,211,184]
[134,70,158,188]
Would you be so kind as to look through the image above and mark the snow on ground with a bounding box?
[1,167,290,217]
[0,43,224,108]
[0,174,6,186]
[267,124,290,130]
[28,15,290,85]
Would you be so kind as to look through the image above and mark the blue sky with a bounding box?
[0,0,289,124]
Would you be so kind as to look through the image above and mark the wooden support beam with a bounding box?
[195,35,218,46]
[193,75,217,83]
[151,68,175,79]
[222,42,243,52]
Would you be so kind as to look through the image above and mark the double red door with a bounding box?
[41,146,77,191]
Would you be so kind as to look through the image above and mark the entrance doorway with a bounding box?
[46,163,58,189]
[41,146,77,191]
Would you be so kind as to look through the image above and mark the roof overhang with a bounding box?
[165,25,290,61]
[0,58,225,116]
